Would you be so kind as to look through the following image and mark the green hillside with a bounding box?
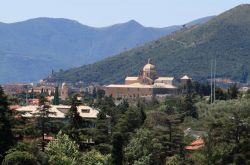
[48,4,250,84]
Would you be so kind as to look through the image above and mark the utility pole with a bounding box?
[210,57,217,104]
[213,57,216,104]
[210,61,213,104]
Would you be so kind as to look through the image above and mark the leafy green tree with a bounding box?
[165,155,182,165]
[199,99,250,164]
[124,128,152,165]
[2,151,38,165]
[4,141,48,165]
[53,86,60,105]
[45,131,81,165]
[82,149,111,165]
[0,86,14,162]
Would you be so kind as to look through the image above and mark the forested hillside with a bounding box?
[0,17,212,83]
[48,5,250,84]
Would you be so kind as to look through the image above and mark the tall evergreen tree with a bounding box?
[144,111,184,164]
[111,132,124,165]
[0,86,14,162]
[180,94,198,118]
[94,111,111,154]
[35,95,52,151]
[53,86,60,105]
[138,104,146,125]
[66,95,82,129]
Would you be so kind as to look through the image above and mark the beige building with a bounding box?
[105,59,177,98]
[180,75,191,85]
[60,82,69,100]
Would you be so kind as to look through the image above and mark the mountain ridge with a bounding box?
[47,4,250,84]
[0,16,213,83]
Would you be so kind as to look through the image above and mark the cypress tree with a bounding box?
[53,86,60,105]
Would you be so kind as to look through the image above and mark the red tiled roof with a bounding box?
[185,138,204,150]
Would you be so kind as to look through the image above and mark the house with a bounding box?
[15,105,100,119]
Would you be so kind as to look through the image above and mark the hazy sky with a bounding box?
[1,0,250,27]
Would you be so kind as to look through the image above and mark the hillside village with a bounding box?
[0,3,250,165]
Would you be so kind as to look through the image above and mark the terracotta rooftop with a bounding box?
[185,138,204,150]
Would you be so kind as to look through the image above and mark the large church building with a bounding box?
[105,59,177,98]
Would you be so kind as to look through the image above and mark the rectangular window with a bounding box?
[81,109,90,113]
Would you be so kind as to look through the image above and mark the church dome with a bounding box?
[142,59,158,80]
[143,63,155,71]
[143,59,155,71]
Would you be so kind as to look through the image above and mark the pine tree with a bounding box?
[35,95,52,151]
[143,111,184,164]
[66,95,82,129]
[0,86,14,162]
[94,111,111,154]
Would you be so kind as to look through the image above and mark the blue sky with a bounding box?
[1,0,250,27]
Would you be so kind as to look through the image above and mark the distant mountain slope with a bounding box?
[0,16,213,83]
[48,5,250,84]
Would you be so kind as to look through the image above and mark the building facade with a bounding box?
[105,59,177,98]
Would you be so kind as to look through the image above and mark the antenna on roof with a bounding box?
[210,61,213,104]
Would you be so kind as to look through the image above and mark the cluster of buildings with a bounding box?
[3,81,70,101]
[3,59,193,100]
[105,59,191,99]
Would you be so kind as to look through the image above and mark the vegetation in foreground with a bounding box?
[0,82,250,165]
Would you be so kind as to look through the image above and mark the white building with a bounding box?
[16,105,100,119]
